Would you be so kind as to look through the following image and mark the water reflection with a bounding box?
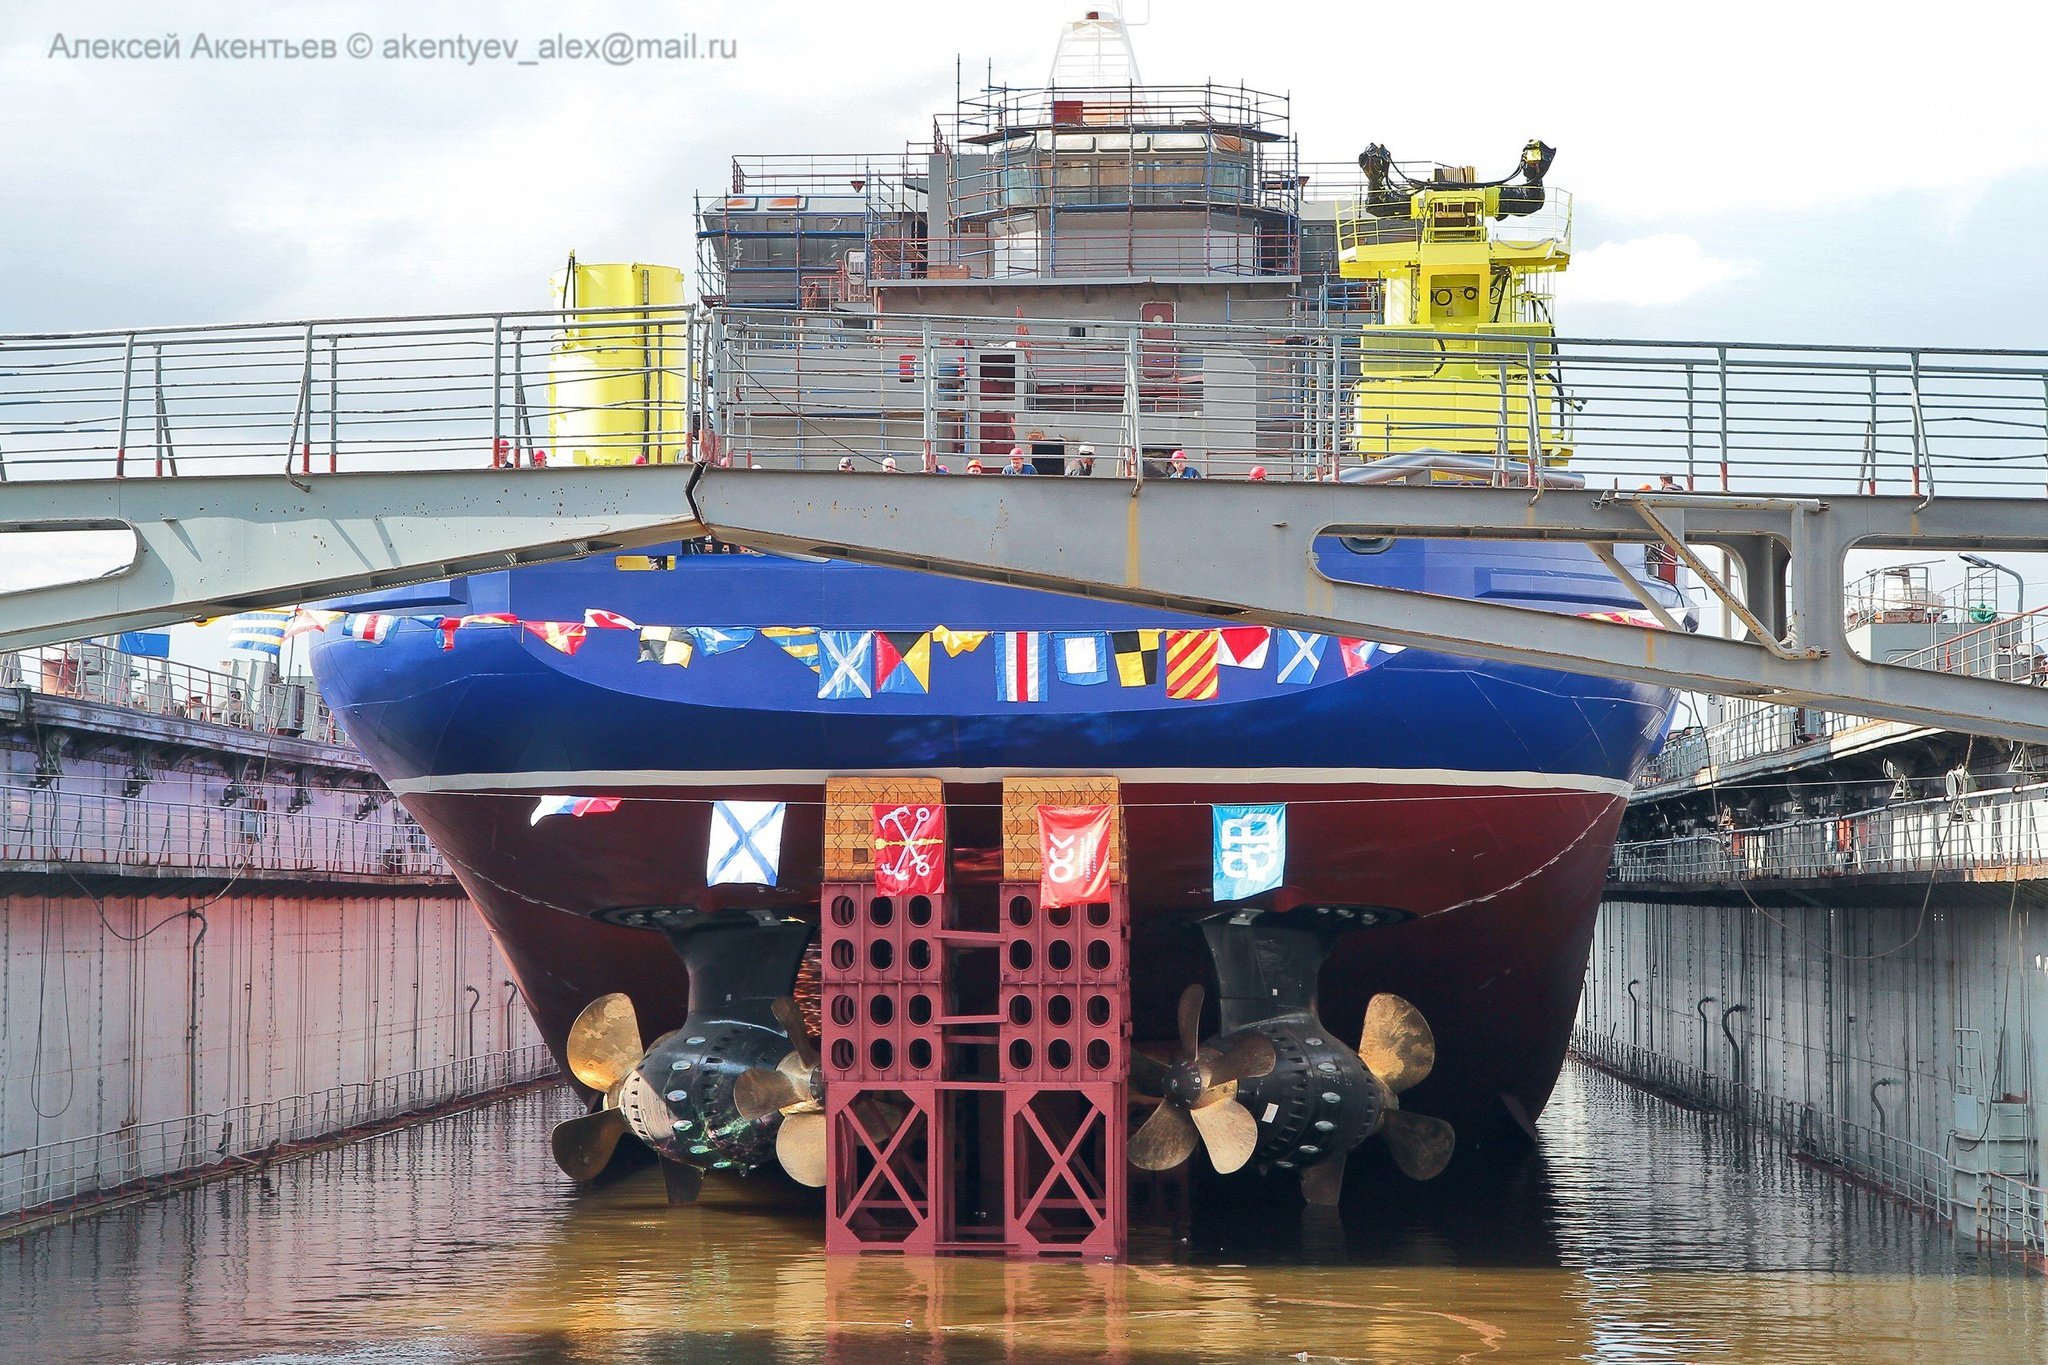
[1,1066,2039,1364]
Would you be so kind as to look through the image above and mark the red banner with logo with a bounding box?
[872,802,947,896]
[1038,804,1113,908]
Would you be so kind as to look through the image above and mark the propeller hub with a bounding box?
[624,1021,790,1172]
[1225,1017,1383,1171]
[1162,1062,1210,1107]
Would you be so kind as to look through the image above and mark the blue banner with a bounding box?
[1213,803,1286,902]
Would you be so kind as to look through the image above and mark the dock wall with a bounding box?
[1,888,550,1227]
[0,660,562,1231]
[1579,891,2048,1263]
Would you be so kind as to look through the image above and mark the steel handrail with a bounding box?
[0,641,347,746]
[0,777,451,879]
[7,304,2048,496]
[1611,780,2048,884]
[0,1044,553,1219]
[1888,603,2048,673]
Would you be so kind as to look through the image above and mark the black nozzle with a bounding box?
[1358,143,1392,192]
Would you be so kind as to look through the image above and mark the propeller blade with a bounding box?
[1360,993,1436,1094]
[1189,1076,1238,1110]
[1200,1032,1278,1089]
[549,1107,631,1181]
[1380,1108,1456,1181]
[735,1065,806,1121]
[777,1051,821,1101]
[1130,1049,1174,1098]
[776,1111,829,1187]
[772,997,818,1072]
[1176,983,1205,1063]
[565,993,645,1093]
[1299,1151,1348,1208]
[1129,1099,1200,1171]
[1189,1097,1259,1175]
[661,1159,703,1206]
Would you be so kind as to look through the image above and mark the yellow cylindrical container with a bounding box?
[548,261,688,465]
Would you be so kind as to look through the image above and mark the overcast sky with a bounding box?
[8,0,2048,340]
[3,0,2045,643]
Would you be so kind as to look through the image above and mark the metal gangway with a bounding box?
[3,306,2048,739]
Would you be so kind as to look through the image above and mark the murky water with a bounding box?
[3,1065,2039,1364]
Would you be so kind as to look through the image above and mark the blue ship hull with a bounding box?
[311,536,1679,1136]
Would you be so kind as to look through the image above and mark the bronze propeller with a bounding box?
[1299,992,1456,1206]
[547,992,702,1204]
[1128,983,1279,1174]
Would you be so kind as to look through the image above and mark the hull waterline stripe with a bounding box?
[388,765,1635,798]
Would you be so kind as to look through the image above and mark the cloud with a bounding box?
[0,531,135,593]
[1561,235,1754,308]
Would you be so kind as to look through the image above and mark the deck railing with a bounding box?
[1610,781,2048,886]
[0,640,347,747]
[1887,603,2048,682]
[866,229,1299,282]
[1637,704,1854,788]
[0,776,451,881]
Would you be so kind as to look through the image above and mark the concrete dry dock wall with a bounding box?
[1,890,550,1225]
[1579,893,2048,1263]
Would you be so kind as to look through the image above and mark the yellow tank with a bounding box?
[547,260,688,465]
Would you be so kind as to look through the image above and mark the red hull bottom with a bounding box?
[402,779,1624,1140]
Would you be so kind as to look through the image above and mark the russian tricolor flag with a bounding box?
[998,631,1044,702]
[529,795,623,825]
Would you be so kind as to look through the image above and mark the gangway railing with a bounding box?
[6,306,2048,491]
[6,307,2048,741]
[1572,1034,1963,1231]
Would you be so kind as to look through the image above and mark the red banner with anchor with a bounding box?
[1037,804,1114,908]
[872,802,947,896]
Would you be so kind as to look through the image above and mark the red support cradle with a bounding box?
[819,788,1129,1258]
